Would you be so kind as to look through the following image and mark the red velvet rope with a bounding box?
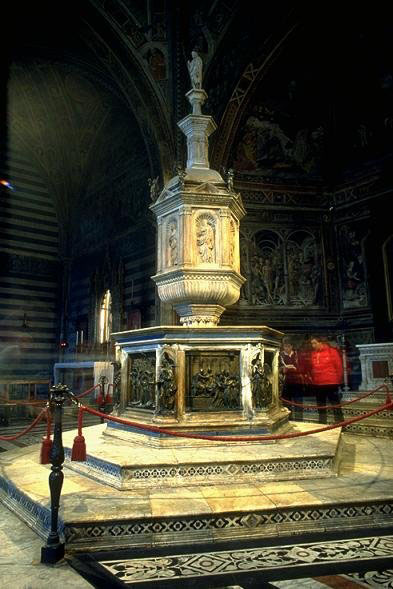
[75,383,102,399]
[0,397,46,406]
[45,408,51,441]
[0,383,103,407]
[0,408,47,441]
[80,398,393,442]
[281,383,391,410]
[77,405,84,437]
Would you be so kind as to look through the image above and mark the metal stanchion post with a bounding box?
[41,384,68,564]
[98,375,108,422]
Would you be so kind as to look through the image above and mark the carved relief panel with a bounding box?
[128,353,156,410]
[250,347,274,411]
[155,346,177,416]
[185,351,241,412]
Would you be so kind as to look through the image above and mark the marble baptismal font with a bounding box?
[108,52,291,446]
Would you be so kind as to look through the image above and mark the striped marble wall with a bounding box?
[0,152,60,382]
[67,226,156,355]
[123,239,156,326]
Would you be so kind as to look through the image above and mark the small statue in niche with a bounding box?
[111,361,121,406]
[148,176,160,202]
[251,354,273,409]
[196,218,215,263]
[187,51,203,89]
[229,220,235,266]
[168,222,178,266]
[156,352,176,415]
[226,168,234,192]
[174,163,186,189]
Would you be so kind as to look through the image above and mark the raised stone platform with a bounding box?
[1,425,393,553]
[64,422,342,490]
[296,392,393,438]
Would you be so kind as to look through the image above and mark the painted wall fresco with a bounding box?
[230,13,393,182]
[240,228,323,308]
[233,105,325,178]
[338,224,369,310]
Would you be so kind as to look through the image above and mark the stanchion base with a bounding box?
[41,542,65,564]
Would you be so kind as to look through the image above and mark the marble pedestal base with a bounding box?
[112,325,289,438]
[1,427,393,554]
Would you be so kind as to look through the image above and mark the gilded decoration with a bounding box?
[128,354,156,410]
[251,351,273,410]
[156,351,177,416]
[186,352,241,412]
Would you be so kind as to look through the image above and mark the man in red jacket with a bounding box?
[309,336,344,424]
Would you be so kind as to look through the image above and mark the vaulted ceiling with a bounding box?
[2,1,393,238]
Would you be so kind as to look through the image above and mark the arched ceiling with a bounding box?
[4,0,176,237]
[3,0,393,236]
[209,4,393,185]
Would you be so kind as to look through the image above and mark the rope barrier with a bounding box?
[77,395,393,444]
[0,383,102,407]
[281,383,391,410]
[0,397,46,406]
[0,384,102,447]
[0,408,47,441]
[75,383,102,400]
[0,379,390,449]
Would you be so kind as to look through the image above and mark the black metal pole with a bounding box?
[41,384,67,564]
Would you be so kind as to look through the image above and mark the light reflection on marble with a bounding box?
[0,502,92,588]
[1,427,393,553]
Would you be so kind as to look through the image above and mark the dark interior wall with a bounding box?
[63,90,156,354]
[1,1,393,385]
[0,151,60,381]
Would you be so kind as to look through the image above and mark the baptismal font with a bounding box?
[109,52,290,445]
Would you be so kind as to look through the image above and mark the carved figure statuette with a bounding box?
[148,176,160,202]
[227,168,234,192]
[168,222,178,266]
[251,353,273,409]
[156,352,176,415]
[196,218,215,263]
[187,51,203,89]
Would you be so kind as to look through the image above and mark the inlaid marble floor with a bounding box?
[70,532,393,588]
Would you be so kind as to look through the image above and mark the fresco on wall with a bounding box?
[233,105,325,178]
[230,14,393,181]
[338,224,368,309]
[240,229,323,308]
